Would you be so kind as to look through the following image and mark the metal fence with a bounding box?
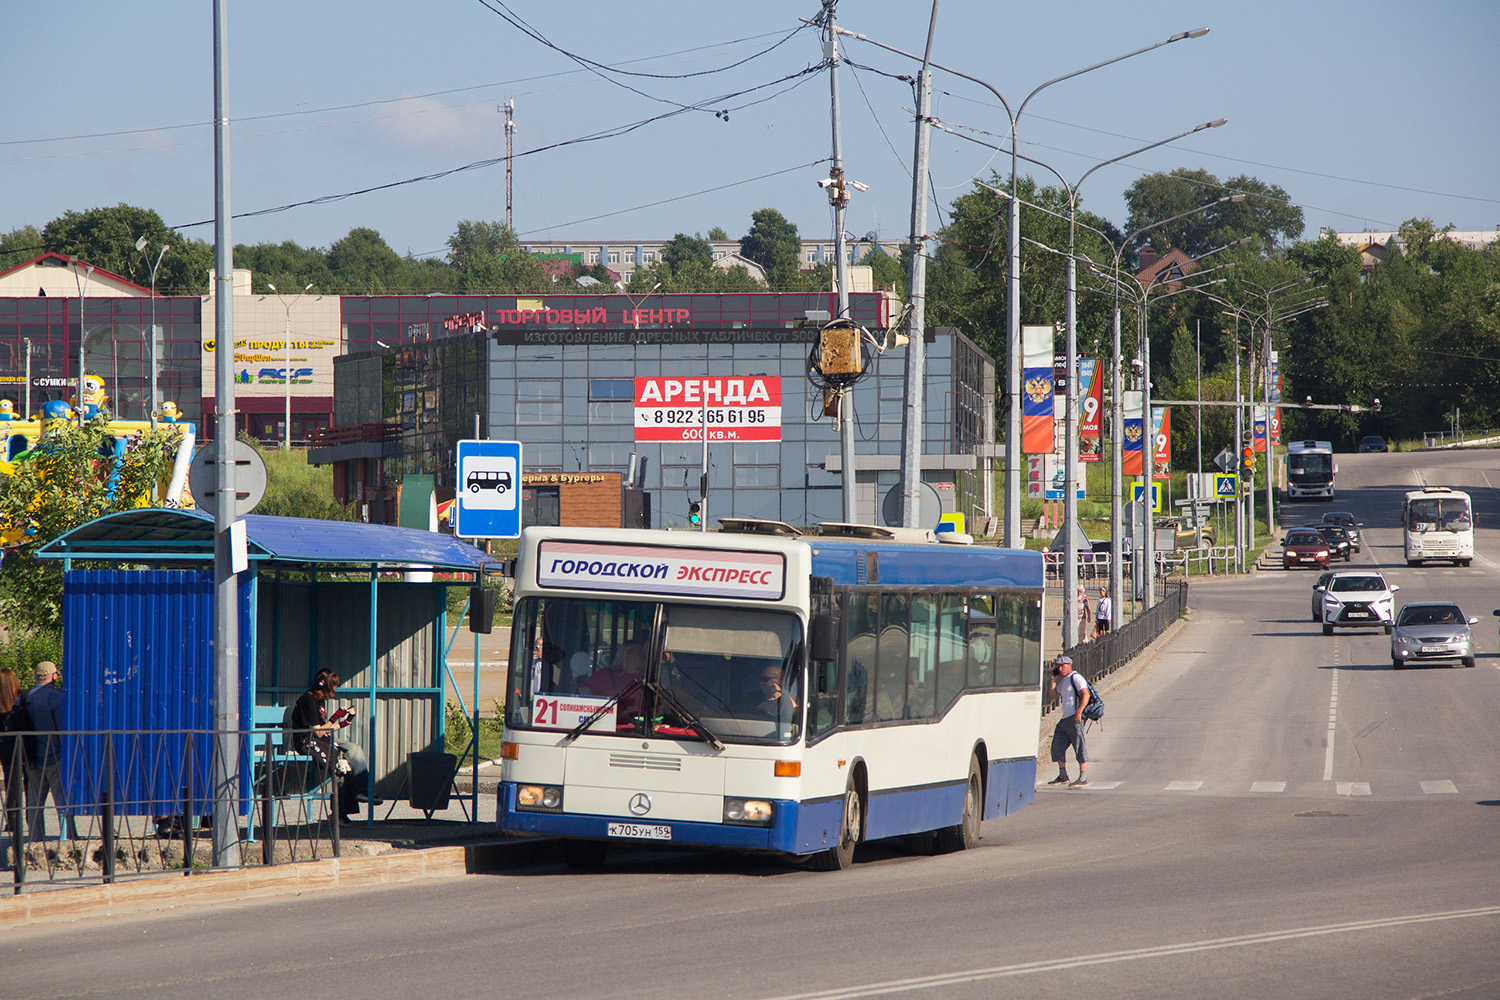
[1,725,355,895]
[1047,577,1188,713]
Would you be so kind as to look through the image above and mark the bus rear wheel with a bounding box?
[935,757,982,854]
[810,778,862,871]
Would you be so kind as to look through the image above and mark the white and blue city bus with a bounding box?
[498,520,1045,871]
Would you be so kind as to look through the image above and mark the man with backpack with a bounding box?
[1045,655,1091,788]
[24,661,75,840]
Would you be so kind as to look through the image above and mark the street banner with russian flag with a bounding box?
[1122,389,1144,476]
[1152,406,1171,480]
[1270,351,1282,447]
[1079,358,1103,462]
[1253,405,1267,453]
[1021,325,1055,455]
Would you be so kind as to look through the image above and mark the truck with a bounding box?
[1284,440,1337,501]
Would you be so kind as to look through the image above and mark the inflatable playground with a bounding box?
[0,376,197,548]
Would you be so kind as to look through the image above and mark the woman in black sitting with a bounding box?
[292,669,360,824]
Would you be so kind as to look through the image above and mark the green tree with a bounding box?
[41,205,214,294]
[1123,169,1304,256]
[327,227,406,293]
[250,441,354,520]
[739,209,801,288]
[0,416,185,633]
[0,225,45,272]
[444,220,547,293]
[236,240,334,296]
[707,226,729,241]
[661,233,713,275]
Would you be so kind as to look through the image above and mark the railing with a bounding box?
[1,725,361,895]
[1049,577,1188,712]
[1178,545,1240,575]
[307,423,400,447]
[1422,429,1500,449]
[1042,550,1115,583]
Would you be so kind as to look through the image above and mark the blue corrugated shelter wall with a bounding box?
[61,570,254,816]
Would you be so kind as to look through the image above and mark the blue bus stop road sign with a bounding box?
[454,440,522,539]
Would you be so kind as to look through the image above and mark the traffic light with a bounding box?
[1241,446,1255,472]
[688,498,703,526]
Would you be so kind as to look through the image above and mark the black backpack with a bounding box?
[3,696,32,733]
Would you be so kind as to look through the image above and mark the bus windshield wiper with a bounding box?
[646,680,725,751]
[561,678,643,743]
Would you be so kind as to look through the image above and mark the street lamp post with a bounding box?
[832,24,1210,550]
[267,282,313,449]
[136,236,167,424]
[69,257,96,426]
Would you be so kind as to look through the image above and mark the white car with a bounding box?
[1316,570,1399,635]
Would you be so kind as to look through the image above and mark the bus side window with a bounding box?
[967,594,996,688]
[874,594,910,721]
[844,594,876,725]
[992,595,1024,687]
[906,594,938,720]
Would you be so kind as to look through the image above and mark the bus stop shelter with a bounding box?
[37,509,501,825]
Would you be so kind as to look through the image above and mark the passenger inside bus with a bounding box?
[579,642,648,726]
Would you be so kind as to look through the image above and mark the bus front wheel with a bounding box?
[935,756,982,854]
[810,777,862,871]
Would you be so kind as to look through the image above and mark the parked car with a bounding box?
[1282,528,1331,570]
[1359,435,1388,453]
[1311,570,1335,621]
[1157,516,1216,549]
[1315,570,1399,635]
[1315,523,1354,561]
[1319,511,1362,552]
[1392,602,1476,668]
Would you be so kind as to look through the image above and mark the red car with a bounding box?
[1282,528,1331,569]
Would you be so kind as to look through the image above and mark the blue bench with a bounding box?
[251,704,333,837]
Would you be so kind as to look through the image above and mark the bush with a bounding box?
[0,628,62,689]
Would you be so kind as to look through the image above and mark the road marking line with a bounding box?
[1336,781,1372,796]
[1324,669,1339,781]
[1164,780,1203,791]
[761,907,1500,1000]
[1250,781,1286,793]
[1420,780,1458,794]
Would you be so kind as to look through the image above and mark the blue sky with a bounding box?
[5,2,1497,262]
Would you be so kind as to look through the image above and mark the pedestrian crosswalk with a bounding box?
[1039,778,1471,796]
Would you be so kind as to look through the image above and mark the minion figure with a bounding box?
[39,399,75,423]
[71,375,108,419]
[0,400,16,421]
[158,401,181,423]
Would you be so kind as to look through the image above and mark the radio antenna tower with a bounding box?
[503,98,516,231]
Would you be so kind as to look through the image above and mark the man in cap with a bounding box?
[1045,655,1090,787]
[24,660,75,839]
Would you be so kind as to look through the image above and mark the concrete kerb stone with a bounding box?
[0,843,483,929]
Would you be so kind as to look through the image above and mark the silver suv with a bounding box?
[1316,570,1398,635]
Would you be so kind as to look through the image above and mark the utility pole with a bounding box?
[899,0,939,529]
[824,3,858,523]
[211,0,242,868]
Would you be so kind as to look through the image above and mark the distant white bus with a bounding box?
[1403,486,1473,566]
[497,521,1046,871]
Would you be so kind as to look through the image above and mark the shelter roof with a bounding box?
[36,509,499,574]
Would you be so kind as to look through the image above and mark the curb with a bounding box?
[0,840,538,929]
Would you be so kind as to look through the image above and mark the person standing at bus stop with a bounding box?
[1095,587,1112,638]
[1046,656,1089,788]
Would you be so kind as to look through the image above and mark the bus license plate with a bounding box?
[608,822,672,841]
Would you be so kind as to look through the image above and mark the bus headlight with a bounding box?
[724,798,774,825]
[517,784,563,811]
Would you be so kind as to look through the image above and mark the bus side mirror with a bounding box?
[810,611,840,663]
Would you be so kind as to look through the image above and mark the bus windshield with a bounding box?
[508,596,803,745]
[1288,453,1331,475]
[1407,498,1471,532]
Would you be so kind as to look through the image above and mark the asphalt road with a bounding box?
[7,448,1500,1000]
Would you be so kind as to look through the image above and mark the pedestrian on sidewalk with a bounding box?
[1045,656,1090,787]
[1077,583,1090,638]
[1095,587,1112,638]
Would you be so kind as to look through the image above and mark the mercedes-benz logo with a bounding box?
[628,793,652,816]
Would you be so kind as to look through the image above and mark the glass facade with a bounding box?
[0,297,203,422]
[332,293,994,531]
